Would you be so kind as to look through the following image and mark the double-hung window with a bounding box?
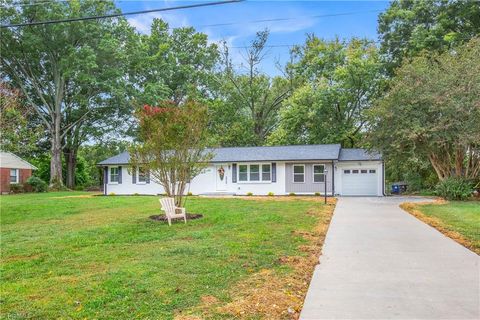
[238,164,271,182]
[110,167,119,183]
[138,167,147,183]
[250,164,260,181]
[293,165,305,183]
[10,169,19,183]
[262,164,271,181]
[313,164,325,183]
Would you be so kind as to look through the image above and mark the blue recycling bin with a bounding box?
[391,184,400,194]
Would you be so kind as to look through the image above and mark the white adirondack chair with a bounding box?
[159,197,186,226]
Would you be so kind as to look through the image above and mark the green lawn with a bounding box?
[414,201,480,253]
[0,192,331,319]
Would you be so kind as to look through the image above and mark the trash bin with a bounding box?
[391,182,407,194]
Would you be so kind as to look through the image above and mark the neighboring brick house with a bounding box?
[0,152,37,194]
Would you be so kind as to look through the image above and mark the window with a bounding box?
[313,165,325,183]
[293,165,305,183]
[369,169,376,173]
[352,169,359,174]
[262,164,271,181]
[110,167,119,183]
[239,165,248,181]
[238,164,272,182]
[138,167,147,183]
[361,169,368,174]
[344,170,351,174]
[249,164,260,181]
[10,169,18,183]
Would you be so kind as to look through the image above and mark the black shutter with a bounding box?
[103,167,108,195]
[232,163,237,183]
[118,166,122,184]
[132,166,136,184]
[272,163,276,182]
[146,170,150,184]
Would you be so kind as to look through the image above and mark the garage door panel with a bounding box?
[342,168,378,196]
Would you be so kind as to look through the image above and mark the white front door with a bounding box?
[215,164,228,191]
[341,168,378,196]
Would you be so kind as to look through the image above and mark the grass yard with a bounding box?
[401,201,480,255]
[0,192,334,319]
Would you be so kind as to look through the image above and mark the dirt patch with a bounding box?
[51,194,100,199]
[149,213,203,222]
[400,201,479,255]
[177,200,336,320]
[239,196,337,204]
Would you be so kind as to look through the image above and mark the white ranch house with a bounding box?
[98,144,385,196]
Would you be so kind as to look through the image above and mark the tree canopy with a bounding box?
[367,37,480,181]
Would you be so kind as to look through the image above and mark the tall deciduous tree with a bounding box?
[269,36,383,147]
[131,19,219,106]
[367,38,480,181]
[215,30,291,146]
[129,102,213,206]
[378,0,480,73]
[1,0,133,187]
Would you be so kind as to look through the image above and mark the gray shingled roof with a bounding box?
[339,148,382,161]
[98,144,342,165]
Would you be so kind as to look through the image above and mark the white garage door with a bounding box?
[341,168,378,196]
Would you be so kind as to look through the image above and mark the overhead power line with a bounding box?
[0,0,243,28]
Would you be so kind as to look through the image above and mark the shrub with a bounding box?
[187,192,193,196]
[109,192,116,196]
[267,192,274,196]
[26,176,48,193]
[435,177,473,200]
[289,192,296,196]
[246,192,253,196]
[133,193,140,196]
[10,183,23,194]
[314,192,321,196]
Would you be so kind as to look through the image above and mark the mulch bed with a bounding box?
[149,213,203,222]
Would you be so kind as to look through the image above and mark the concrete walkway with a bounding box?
[300,197,479,319]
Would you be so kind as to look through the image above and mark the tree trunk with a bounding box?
[50,119,63,188]
[64,147,77,189]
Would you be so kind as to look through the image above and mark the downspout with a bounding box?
[382,160,386,196]
[331,160,335,196]
[104,166,107,196]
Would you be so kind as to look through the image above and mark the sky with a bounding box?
[116,0,391,76]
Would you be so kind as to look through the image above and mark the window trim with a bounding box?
[292,164,305,183]
[110,167,119,184]
[9,168,19,184]
[312,164,325,183]
[237,163,272,183]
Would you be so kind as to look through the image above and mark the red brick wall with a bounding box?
[0,168,33,194]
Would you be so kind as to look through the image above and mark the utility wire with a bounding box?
[0,0,243,28]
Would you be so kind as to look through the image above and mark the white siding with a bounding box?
[104,162,287,196]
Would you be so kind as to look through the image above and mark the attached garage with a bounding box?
[335,149,384,196]
[341,168,378,196]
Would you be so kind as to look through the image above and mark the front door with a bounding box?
[215,164,228,191]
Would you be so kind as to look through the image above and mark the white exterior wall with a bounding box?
[334,161,384,196]
[104,162,287,196]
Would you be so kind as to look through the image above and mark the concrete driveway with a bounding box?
[300,197,479,320]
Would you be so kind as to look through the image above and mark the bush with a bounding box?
[314,192,321,196]
[133,193,140,196]
[10,183,23,194]
[289,192,296,196]
[109,192,116,196]
[187,192,193,196]
[246,192,253,196]
[267,192,274,196]
[26,176,48,192]
[435,177,473,200]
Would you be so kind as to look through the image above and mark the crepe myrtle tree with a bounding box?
[129,101,213,206]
